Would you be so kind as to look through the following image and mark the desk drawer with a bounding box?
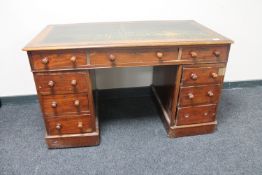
[181,45,228,62]
[35,71,89,95]
[176,104,217,125]
[30,49,86,70]
[179,85,221,107]
[182,66,225,86]
[90,47,178,66]
[46,114,95,135]
[42,93,90,116]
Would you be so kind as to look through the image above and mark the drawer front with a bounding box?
[35,71,89,95]
[90,47,178,66]
[176,104,217,125]
[179,85,221,107]
[42,94,90,116]
[181,45,228,62]
[182,66,225,86]
[46,114,95,135]
[30,49,86,70]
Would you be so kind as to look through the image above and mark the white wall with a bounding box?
[0,0,262,96]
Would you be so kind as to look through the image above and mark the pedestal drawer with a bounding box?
[35,71,89,95]
[179,85,221,107]
[182,66,225,86]
[176,104,217,125]
[41,93,90,116]
[46,114,95,135]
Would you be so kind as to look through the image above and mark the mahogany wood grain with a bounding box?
[34,71,89,95]
[90,47,179,67]
[179,85,221,107]
[30,49,86,70]
[176,104,217,125]
[182,66,225,86]
[41,93,90,116]
[46,114,95,135]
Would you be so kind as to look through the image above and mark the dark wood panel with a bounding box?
[46,133,100,148]
[152,65,182,125]
[176,104,217,125]
[152,66,177,115]
[46,114,95,135]
[41,93,90,116]
[179,85,221,107]
[30,49,86,70]
[173,122,216,137]
[34,71,89,95]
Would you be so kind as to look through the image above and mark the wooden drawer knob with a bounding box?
[213,51,221,57]
[190,73,198,80]
[51,101,57,108]
[207,91,214,97]
[109,54,116,62]
[55,123,62,130]
[41,57,49,65]
[78,121,83,129]
[156,52,164,59]
[74,100,80,107]
[70,56,76,63]
[184,114,190,118]
[71,79,77,86]
[188,93,194,99]
[211,72,218,78]
[48,80,55,87]
[190,51,197,58]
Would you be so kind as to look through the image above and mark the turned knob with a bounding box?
[207,91,214,97]
[70,56,76,63]
[156,52,164,59]
[78,121,83,129]
[48,80,55,87]
[51,101,57,108]
[55,123,61,130]
[190,51,197,58]
[188,93,194,99]
[184,114,190,118]
[190,73,198,80]
[71,79,77,86]
[213,51,221,57]
[41,57,49,65]
[211,72,218,79]
[74,100,80,107]
[109,54,116,62]
[204,112,208,116]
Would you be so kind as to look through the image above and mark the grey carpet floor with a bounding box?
[1,87,262,175]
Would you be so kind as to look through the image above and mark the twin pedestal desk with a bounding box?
[23,20,233,148]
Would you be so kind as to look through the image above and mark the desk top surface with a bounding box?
[23,20,233,51]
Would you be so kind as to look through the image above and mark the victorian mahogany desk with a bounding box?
[23,20,233,148]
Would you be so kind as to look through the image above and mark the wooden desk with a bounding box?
[23,20,233,148]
